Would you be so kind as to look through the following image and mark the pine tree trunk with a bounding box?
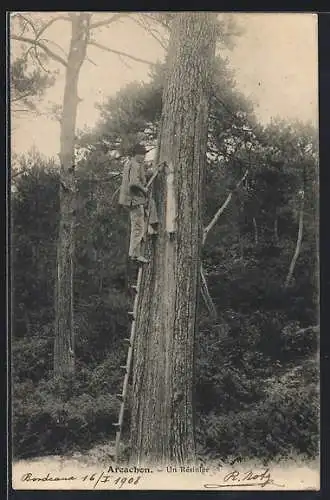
[129,13,216,466]
[54,14,89,377]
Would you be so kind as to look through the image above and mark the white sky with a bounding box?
[11,12,318,159]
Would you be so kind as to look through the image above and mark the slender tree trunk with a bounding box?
[253,217,258,246]
[274,216,279,244]
[54,14,89,377]
[24,309,31,337]
[285,191,305,288]
[129,13,216,466]
[99,252,104,293]
[200,265,217,319]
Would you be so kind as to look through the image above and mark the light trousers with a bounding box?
[128,199,158,258]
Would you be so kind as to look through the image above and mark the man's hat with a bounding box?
[131,143,147,156]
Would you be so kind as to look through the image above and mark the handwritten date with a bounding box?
[82,472,141,489]
[21,471,141,489]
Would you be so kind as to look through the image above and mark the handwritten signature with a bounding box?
[204,468,284,489]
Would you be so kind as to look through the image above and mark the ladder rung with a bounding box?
[115,268,144,462]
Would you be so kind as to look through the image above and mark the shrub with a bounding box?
[12,371,120,459]
[12,336,53,383]
[198,358,319,461]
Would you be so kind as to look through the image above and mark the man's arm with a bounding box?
[129,162,147,196]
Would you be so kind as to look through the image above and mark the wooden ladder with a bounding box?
[113,161,165,461]
[114,264,143,462]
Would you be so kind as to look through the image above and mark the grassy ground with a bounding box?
[12,444,320,491]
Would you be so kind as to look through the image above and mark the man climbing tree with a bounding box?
[119,143,159,264]
[129,12,217,466]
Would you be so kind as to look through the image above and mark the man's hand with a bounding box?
[130,183,148,197]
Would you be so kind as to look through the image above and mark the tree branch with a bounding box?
[200,266,217,319]
[11,35,68,67]
[86,56,97,66]
[36,15,72,38]
[111,186,121,203]
[11,108,32,113]
[144,13,172,32]
[33,44,51,73]
[11,91,35,102]
[85,173,122,183]
[11,167,29,179]
[118,53,132,69]
[88,41,157,66]
[14,13,38,37]
[203,169,249,245]
[132,15,168,50]
[38,37,68,60]
[89,13,127,29]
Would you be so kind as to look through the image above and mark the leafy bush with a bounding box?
[12,371,120,459]
[198,358,319,461]
[12,336,53,383]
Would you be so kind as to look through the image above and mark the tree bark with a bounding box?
[129,13,216,466]
[54,14,90,377]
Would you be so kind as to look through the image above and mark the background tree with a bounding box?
[10,56,56,115]
[11,12,158,376]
